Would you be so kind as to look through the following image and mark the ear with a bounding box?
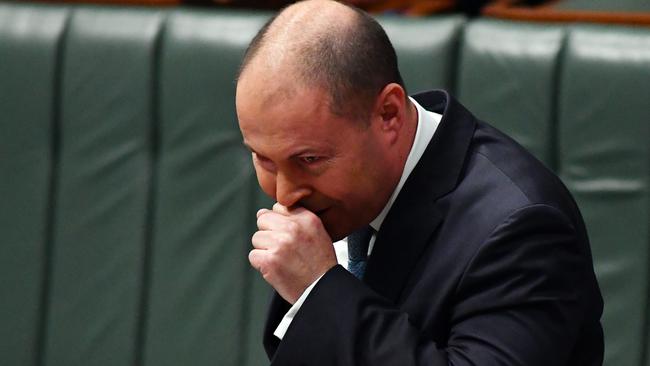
[371,83,408,144]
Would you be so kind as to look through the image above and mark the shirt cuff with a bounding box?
[273,273,324,340]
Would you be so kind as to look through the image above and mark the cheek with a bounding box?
[254,164,277,200]
[340,149,388,207]
[318,165,374,204]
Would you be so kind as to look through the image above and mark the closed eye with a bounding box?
[299,156,321,164]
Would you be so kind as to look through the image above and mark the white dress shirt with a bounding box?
[274,97,442,339]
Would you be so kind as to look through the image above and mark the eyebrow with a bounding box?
[241,142,274,161]
[242,140,328,160]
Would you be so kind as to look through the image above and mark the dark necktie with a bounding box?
[347,226,374,279]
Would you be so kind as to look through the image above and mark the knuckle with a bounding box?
[308,213,320,226]
[248,250,262,270]
[273,240,289,255]
[303,212,320,228]
[271,232,285,246]
[251,231,264,248]
[273,202,288,214]
[256,215,265,228]
[266,252,280,268]
[285,220,299,234]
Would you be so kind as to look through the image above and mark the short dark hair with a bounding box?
[238,2,405,122]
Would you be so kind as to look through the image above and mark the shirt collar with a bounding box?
[368,97,442,232]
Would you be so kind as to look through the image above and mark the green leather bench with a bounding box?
[0,2,648,366]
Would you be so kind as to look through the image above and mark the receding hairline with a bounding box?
[238,1,359,80]
[237,0,406,121]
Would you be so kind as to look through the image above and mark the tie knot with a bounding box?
[347,226,374,261]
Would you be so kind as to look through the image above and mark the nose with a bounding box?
[275,171,312,207]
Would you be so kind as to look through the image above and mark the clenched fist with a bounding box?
[249,203,338,304]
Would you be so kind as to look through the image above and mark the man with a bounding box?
[235,0,604,364]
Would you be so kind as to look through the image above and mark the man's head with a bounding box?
[238,0,406,121]
[236,0,417,240]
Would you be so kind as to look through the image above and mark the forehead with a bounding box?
[236,77,351,155]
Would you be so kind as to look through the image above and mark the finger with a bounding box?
[273,203,306,216]
[286,205,320,226]
[272,202,292,215]
[274,202,313,217]
[288,206,311,215]
[251,230,284,250]
[257,211,291,231]
[289,205,310,216]
[257,208,271,218]
[248,249,267,272]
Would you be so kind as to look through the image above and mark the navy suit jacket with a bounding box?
[263,90,604,365]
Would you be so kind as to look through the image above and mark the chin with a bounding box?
[318,208,366,241]
[320,218,343,241]
[323,220,354,242]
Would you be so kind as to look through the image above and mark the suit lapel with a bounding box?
[364,90,477,304]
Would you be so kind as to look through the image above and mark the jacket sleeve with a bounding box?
[268,204,601,366]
